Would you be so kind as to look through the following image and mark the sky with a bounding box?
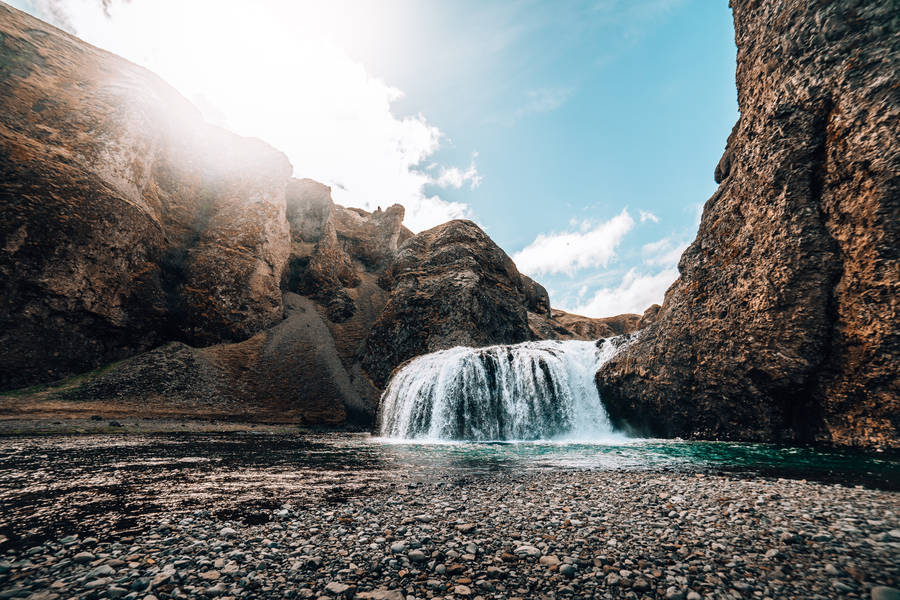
[10,0,738,318]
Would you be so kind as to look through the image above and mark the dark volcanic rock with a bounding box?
[0,5,291,389]
[521,275,551,318]
[596,0,899,447]
[362,220,533,387]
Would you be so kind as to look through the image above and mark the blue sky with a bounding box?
[13,0,738,317]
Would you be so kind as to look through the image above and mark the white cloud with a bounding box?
[641,236,689,267]
[431,153,483,190]
[512,209,635,277]
[639,210,659,223]
[565,267,678,317]
[402,195,471,233]
[14,0,475,233]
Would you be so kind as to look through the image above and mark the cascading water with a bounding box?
[378,337,633,441]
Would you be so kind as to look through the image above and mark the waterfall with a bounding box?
[378,337,633,441]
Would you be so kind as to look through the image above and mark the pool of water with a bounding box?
[0,432,896,550]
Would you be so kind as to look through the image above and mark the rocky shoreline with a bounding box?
[2,467,898,600]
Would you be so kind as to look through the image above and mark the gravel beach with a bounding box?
[2,466,898,600]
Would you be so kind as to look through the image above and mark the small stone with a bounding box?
[325,581,350,595]
[872,587,900,600]
[539,555,560,567]
[665,587,685,600]
[779,532,799,544]
[486,566,504,578]
[89,565,115,577]
[514,545,541,558]
[686,592,701,600]
[131,577,150,591]
[390,542,408,554]
[72,552,94,564]
[199,570,220,580]
[559,564,577,577]
[219,527,237,538]
[408,550,427,563]
[833,580,854,593]
[205,582,228,597]
[84,578,111,590]
[107,587,128,599]
[355,591,405,600]
[453,585,472,596]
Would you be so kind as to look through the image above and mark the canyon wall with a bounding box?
[0,3,291,388]
[596,0,899,447]
[0,3,627,424]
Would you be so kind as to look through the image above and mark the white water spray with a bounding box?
[378,337,633,441]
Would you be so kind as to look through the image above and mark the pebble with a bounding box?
[0,470,895,600]
[873,587,900,600]
[324,581,350,595]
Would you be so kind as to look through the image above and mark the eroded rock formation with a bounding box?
[596,0,899,447]
[362,220,534,388]
[0,4,291,388]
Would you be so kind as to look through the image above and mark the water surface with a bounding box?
[0,433,896,551]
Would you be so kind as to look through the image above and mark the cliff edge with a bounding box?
[596,0,899,447]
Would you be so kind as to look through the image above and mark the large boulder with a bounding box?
[362,220,533,387]
[596,0,899,447]
[0,4,292,389]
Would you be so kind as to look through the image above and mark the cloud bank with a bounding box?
[563,235,689,317]
[568,267,678,317]
[512,210,635,277]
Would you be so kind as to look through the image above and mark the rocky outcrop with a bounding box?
[362,220,535,387]
[596,0,899,447]
[552,310,640,340]
[0,4,291,389]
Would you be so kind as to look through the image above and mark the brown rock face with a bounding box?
[549,310,641,340]
[596,0,899,447]
[0,5,291,389]
[362,220,534,387]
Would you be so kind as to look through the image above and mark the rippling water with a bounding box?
[0,433,896,550]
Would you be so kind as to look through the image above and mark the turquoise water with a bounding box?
[365,437,900,489]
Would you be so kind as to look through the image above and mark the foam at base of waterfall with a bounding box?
[378,337,633,441]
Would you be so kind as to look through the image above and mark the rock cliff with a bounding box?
[0,3,291,388]
[596,0,899,447]
[362,220,534,388]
